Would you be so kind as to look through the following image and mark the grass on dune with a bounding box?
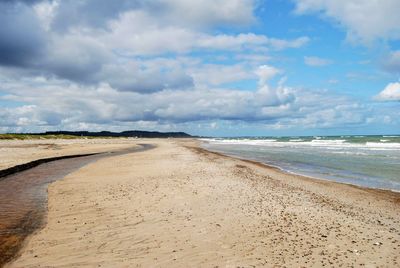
[0,134,116,140]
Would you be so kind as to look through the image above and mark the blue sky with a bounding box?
[0,0,399,136]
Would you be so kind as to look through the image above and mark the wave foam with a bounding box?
[203,138,400,151]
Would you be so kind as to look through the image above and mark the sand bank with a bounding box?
[0,138,139,170]
[0,142,152,266]
[6,139,400,267]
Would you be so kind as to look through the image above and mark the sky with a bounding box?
[0,0,399,137]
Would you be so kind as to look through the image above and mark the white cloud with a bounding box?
[0,64,331,131]
[375,82,400,101]
[104,12,309,55]
[2,0,386,133]
[304,56,332,67]
[254,65,294,107]
[0,72,382,133]
[293,0,400,44]
[6,62,364,131]
[0,0,309,94]
[255,65,281,85]
[33,0,59,31]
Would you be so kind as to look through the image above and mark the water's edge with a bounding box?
[0,153,99,180]
[200,142,400,194]
[201,135,400,192]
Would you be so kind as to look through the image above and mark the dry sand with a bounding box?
[5,139,400,267]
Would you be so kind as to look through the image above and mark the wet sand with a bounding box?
[0,154,102,266]
[4,139,400,267]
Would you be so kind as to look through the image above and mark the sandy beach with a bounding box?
[0,138,139,170]
[3,138,400,267]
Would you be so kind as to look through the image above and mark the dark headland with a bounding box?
[3,130,192,139]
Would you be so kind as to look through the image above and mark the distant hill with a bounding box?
[42,130,192,138]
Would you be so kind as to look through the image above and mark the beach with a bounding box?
[0,138,140,170]
[3,138,400,267]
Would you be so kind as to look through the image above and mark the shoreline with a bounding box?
[199,144,400,195]
[5,138,400,267]
[3,139,398,204]
[200,140,400,194]
[192,144,400,203]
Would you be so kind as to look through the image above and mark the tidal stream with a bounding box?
[0,144,154,266]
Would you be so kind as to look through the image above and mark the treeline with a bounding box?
[42,130,192,138]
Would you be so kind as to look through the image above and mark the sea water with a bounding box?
[201,135,400,191]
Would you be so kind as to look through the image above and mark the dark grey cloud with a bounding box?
[381,50,400,74]
[101,66,194,93]
[51,0,149,32]
[0,0,43,4]
[0,0,195,92]
[0,0,270,97]
[0,0,263,95]
[1,70,383,133]
[0,1,46,66]
[50,0,254,32]
[43,36,111,84]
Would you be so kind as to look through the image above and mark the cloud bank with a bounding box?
[0,0,397,134]
[293,0,400,44]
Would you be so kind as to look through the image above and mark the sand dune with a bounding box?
[6,139,400,267]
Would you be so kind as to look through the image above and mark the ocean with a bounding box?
[201,135,400,191]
